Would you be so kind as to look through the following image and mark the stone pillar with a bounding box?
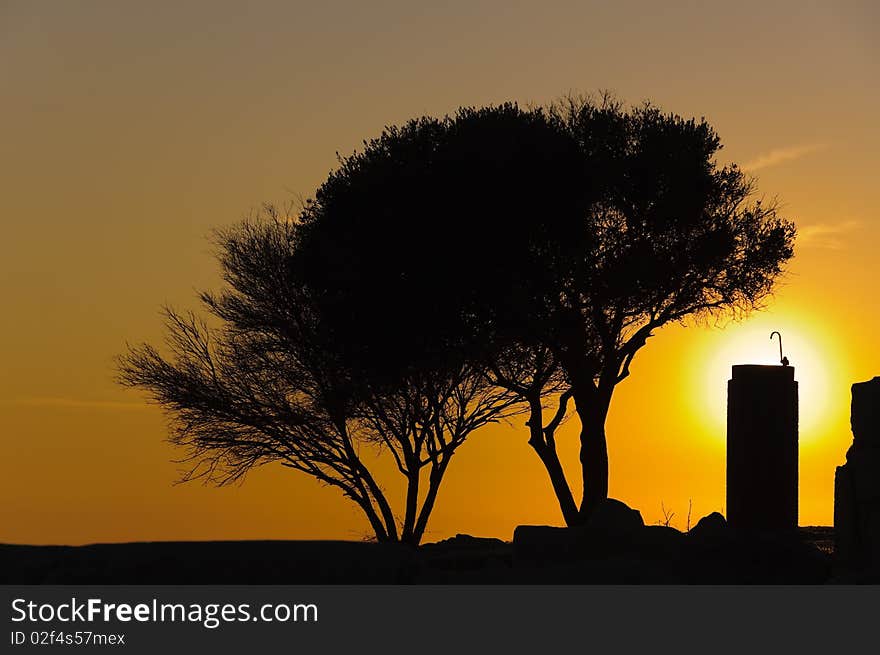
[835,377,880,568]
[727,364,799,532]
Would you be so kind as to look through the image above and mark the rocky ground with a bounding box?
[417,503,834,584]
[0,502,863,584]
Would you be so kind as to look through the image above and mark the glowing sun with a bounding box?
[691,313,845,446]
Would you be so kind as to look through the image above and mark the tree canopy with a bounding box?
[292,103,590,380]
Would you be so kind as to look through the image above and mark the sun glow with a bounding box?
[690,312,847,448]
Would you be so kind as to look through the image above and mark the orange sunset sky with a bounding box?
[2,1,878,544]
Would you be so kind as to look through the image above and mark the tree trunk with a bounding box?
[578,412,609,521]
[532,443,580,526]
[400,470,420,543]
[355,495,392,542]
[411,458,450,545]
[352,458,399,541]
[573,388,611,522]
[526,398,579,526]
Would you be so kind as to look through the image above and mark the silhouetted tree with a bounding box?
[118,215,517,545]
[530,96,796,521]
[294,96,796,526]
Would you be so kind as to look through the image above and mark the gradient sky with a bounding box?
[2,1,878,544]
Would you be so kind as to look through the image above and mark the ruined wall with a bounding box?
[834,376,880,567]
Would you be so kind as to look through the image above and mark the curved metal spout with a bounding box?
[770,331,789,366]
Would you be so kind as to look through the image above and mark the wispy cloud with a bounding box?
[742,143,827,172]
[3,396,150,411]
[797,220,861,250]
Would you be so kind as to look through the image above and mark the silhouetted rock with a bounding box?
[416,534,511,582]
[683,530,830,584]
[835,376,880,570]
[678,512,832,583]
[851,376,880,446]
[689,512,729,541]
[421,534,506,550]
[586,498,644,536]
[511,514,686,582]
[513,500,650,565]
[512,525,585,562]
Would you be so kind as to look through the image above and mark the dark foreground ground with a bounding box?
[0,522,855,585]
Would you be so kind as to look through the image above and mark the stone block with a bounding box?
[834,376,880,568]
[852,376,880,447]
